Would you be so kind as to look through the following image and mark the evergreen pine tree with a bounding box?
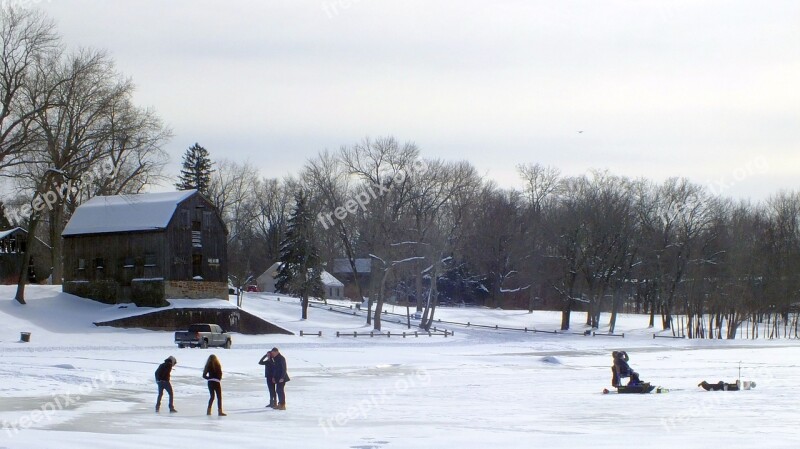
[175,143,214,194]
[275,191,325,319]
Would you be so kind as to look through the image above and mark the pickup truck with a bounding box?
[175,324,232,349]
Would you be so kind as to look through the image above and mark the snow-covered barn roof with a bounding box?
[62,190,197,236]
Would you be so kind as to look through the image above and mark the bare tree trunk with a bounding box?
[609,290,619,333]
[560,298,573,331]
[49,206,64,284]
[14,216,43,304]
[415,264,423,312]
[373,268,391,331]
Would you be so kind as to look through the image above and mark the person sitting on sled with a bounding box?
[611,351,642,387]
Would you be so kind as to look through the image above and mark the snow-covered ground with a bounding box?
[1,286,799,448]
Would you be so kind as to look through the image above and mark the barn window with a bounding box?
[78,258,86,270]
[123,256,134,269]
[192,253,203,279]
[144,253,157,267]
[95,258,104,270]
[203,211,213,230]
[181,209,190,228]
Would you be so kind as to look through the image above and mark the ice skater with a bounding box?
[271,347,290,410]
[203,354,226,416]
[155,356,177,413]
[258,349,278,408]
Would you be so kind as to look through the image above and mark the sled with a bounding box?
[616,382,655,394]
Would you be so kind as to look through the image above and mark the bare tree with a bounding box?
[207,159,261,294]
[339,136,419,327]
[303,150,368,304]
[0,6,60,173]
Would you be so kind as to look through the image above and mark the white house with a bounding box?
[256,262,345,300]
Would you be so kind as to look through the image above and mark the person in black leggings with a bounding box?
[203,354,226,416]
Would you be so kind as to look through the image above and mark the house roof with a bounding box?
[258,262,344,287]
[320,270,345,287]
[332,258,372,274]
[62,190,197,236]
[0,227,24,240]
[0,227,53,249]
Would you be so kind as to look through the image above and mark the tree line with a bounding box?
[198,136,799,339]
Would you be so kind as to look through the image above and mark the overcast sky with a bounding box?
[41,0,800,200]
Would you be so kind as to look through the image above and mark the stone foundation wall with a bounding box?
[94,308,292,335]
[131,279,167,307]
[64,280,118,304]
[165,280,228,300]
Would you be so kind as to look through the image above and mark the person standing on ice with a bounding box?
[155,356,178,413]
[271,347,290,410]
[258,349,278,408]
[203,354,226,416]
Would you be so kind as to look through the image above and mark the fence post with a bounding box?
[387,331,391,338]
[353,331,357,337]
[336,331,340,337]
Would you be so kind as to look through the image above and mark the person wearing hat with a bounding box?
[258,349,278,408]
[155,356,178,413]
[271,347,290,410]
[611,351,641,387]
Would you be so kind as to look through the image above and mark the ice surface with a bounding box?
[1,286,799,448]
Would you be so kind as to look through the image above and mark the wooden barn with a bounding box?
[61,190,228,306]
[0,227,51,284]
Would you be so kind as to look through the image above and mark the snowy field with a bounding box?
[2,286,800,448]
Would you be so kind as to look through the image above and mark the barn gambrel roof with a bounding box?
[62,190,197,236]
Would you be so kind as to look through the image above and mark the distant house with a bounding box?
[0,227,51,284]
[256,261,345,300]
[61,190,228,306]
[332,258,372,300]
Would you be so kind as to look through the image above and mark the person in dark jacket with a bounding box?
[203,354,226,416]
[271,347,290,410]
[258,349,277,408]
[611,351,641,386]
[155,356,177,413]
